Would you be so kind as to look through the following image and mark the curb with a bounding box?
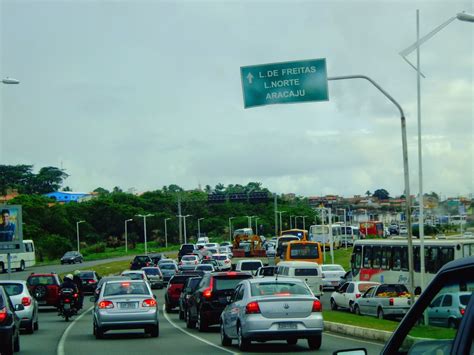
[324,321,393,342]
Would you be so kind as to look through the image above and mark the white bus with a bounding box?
[340,226,361,247]
[0,240,36,273]
[350,238,474,291]
[309,224,341,250]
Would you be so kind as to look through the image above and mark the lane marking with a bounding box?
[161,304,238,355]
[57,306,94,355]
[325,331,385,347]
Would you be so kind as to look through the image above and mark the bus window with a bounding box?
[372,247,381,269]
[287,242,321,263]
[400,246,408,271]
[463,244,470,257]
[392,247,401,271]
[381,246,391,270]
[426,247,439,274]
[440,247,454,266]
[413,246,420,272]
[352,245,362,270]
[363,246,372,268]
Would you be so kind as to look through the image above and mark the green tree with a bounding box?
[93,187,110,195]
[31,166,69,194]
[373,189,390,200]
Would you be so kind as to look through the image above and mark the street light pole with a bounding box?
[137,214,154,254]
[198,218,204,238]
[289,215,294,229]
[254,217,259,235]
[276,211,286,235]
[302,216,308,231]
[229,217,235,241]
[124,219,133,253]
[164,218,171,248]
[183,215,192,244]
[76,220,85,252]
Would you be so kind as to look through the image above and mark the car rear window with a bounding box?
[196,265,213,270]
[214,255,227,260]
[170,275,192,284]
[260,267,275,276]
[322,265,344,272]
[250,282,311,297]
[375,284,408,296]
[214,275,252,291]
[27,276,56,286]
[240,262,262,271]
[294,268,319,276]
[182,255,197,261]
[357,283,379,293]
[135,256,150,262]
[123,273,143,280]
[161,264,177,270]
[80,272,94,278]
[143,268,160,275]
[180,245,194,251]
[104,282,148,296]
[459,294,471,306]
[0,283,23,296]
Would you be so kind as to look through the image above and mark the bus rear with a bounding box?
[284,241,323,264]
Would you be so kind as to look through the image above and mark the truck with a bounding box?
[353,283,411,319]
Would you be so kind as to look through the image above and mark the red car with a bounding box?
[165,272,201,312]
[26,273,61,307]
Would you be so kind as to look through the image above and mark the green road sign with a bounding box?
[240,58,329,109]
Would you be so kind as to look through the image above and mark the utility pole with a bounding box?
[274,194,278,236]
[178,194,183,244]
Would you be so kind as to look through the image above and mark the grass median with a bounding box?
[58,259,132,279]
[324,310,456,339]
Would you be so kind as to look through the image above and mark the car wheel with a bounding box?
[94,322,104,339]
[307,335,322,350]
[165,301,172,313]
[18,261,25,272]
[186,310,196,329]
[220,322,232,346]
[197,310,208,332]
[287,338,297,345]
[0,262,5,274]
[179,308,184,320]
[330,298,338,311]
[34,319,39,331]
[354,305,361,316]
[349,301,354,313]
[377,308,384,320]
[237,324,250,351]
[14,332,20,352]
[147,324,159,338]
[448,319,457,329]
[1,335,14,355]
[25,319,34,334]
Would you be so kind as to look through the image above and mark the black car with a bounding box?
[178,276,202,320]
[0,285,23,354]
[78,270,101,293]
[130,255,152,270]
[186,271,253,332]
[178,244,196,262]
[149,253,165,266]
[60,251,83,264]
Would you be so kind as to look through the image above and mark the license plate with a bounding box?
[64,303,71,310]
[119,302,138,309]
[331,281,339,286]
[278,322,297,330]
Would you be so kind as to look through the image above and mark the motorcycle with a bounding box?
[58,288,79,322]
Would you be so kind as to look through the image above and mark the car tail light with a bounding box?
[88,280,96,284]
[0,307,7,323]
[312,299,322,312]
[142,299,157,307]
[194,261,198,264]
[225,260,230,263]
[275,292,291,296]
[389,298,394,306]
[460,307,465,316]
[245,302,260,314]
[73,293,78,298]
[355,293,361,298]
[64,298,71,303]
[22,297,32,306]
[98,300,114,309]
[203,277,214,299]
[226,272,237,276]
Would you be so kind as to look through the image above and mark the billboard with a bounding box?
[0,205,23,253]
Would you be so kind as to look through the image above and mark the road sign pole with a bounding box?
[7,253,11,280]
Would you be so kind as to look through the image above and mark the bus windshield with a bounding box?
[289,243,319,259]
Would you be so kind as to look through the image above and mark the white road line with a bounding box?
[325,331,385,347]
[57,306,94,355]
[161,304,238,355]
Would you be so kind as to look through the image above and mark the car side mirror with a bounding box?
[15,304,25,311]
[153,295,157,299]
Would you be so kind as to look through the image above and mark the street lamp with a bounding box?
[198,218,205,238]
[337,208,348,248]
[1,77,20,84]
[276,211,286,235]
[76,220,85,252]
[124,219,133,253]
[254,217,259,235]
[400,9,474,296]
[228,217,235,241]
[182,214,192,244]
[300,216,308,231]
[164,218,171,248]
[136,213,154,254]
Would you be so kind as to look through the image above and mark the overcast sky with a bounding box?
[1,0,472,198]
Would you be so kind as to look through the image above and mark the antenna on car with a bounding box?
[275,266,279,282]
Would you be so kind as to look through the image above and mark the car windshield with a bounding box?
[182,256,196,261]
[134,256,149,262]
[103,282,148,296]
[196,265,213,270]
[79,272,94,278]
[64,252,75,256]
[214,276,252,291]
[250,282,311,297]
[294,268,319,276]
[123,273,143,280]
[160,264,176,270]
[260,267,275,276]
[0,283,23,296]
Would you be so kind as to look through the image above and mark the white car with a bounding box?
[330,281,381,312]
[212,254,232,271]
[235,259,263,274]
[121,270,150,284]
[205,242,220,249]
[194,264,215,273]
[179,254,200,267]
[219,246,233,258]
[321,264,346,289]
[0,280,39,333]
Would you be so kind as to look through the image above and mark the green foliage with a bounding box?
[36,234,73,260]
[82,242,106,255]
[373,188,390,200]
[0,165,68,194]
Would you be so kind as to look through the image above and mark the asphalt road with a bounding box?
[0,256,132,281]
[19,287,384,355]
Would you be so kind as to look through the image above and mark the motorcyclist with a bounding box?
[73,270,84,310]
[58,274,78,313]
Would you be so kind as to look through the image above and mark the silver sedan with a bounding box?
[92,280,159,339]
[0,280,39,333]
[220,277,323,351]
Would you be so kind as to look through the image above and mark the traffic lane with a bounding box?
[63,294,231,355]
[19,307,71,355]
[0,255,132,281]
[161,289,384,355]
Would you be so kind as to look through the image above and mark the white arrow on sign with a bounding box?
[246,72,254,84]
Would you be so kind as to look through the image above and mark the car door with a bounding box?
[344,282,355,308]
[359,287,376,315]
[334,282,349,307]
[224,284,245,337]
[427,294,444,326]
[440,294,453,327]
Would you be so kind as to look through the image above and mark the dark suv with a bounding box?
[165,272,201,312]
[0,286,22,354]
[130,255,152,270]
[178,244,196,262]
[178,276,202,320]
[186,271,253,331]
[26,273,61,307]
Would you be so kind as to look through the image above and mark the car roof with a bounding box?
[277,261,320,267]
[0,280,27,285]
[238,259,262,263]
[28,273,57,277]
[122,270,145,274]
[105,279,146,284]
[213,253,228,257]
[247,277,305,284]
